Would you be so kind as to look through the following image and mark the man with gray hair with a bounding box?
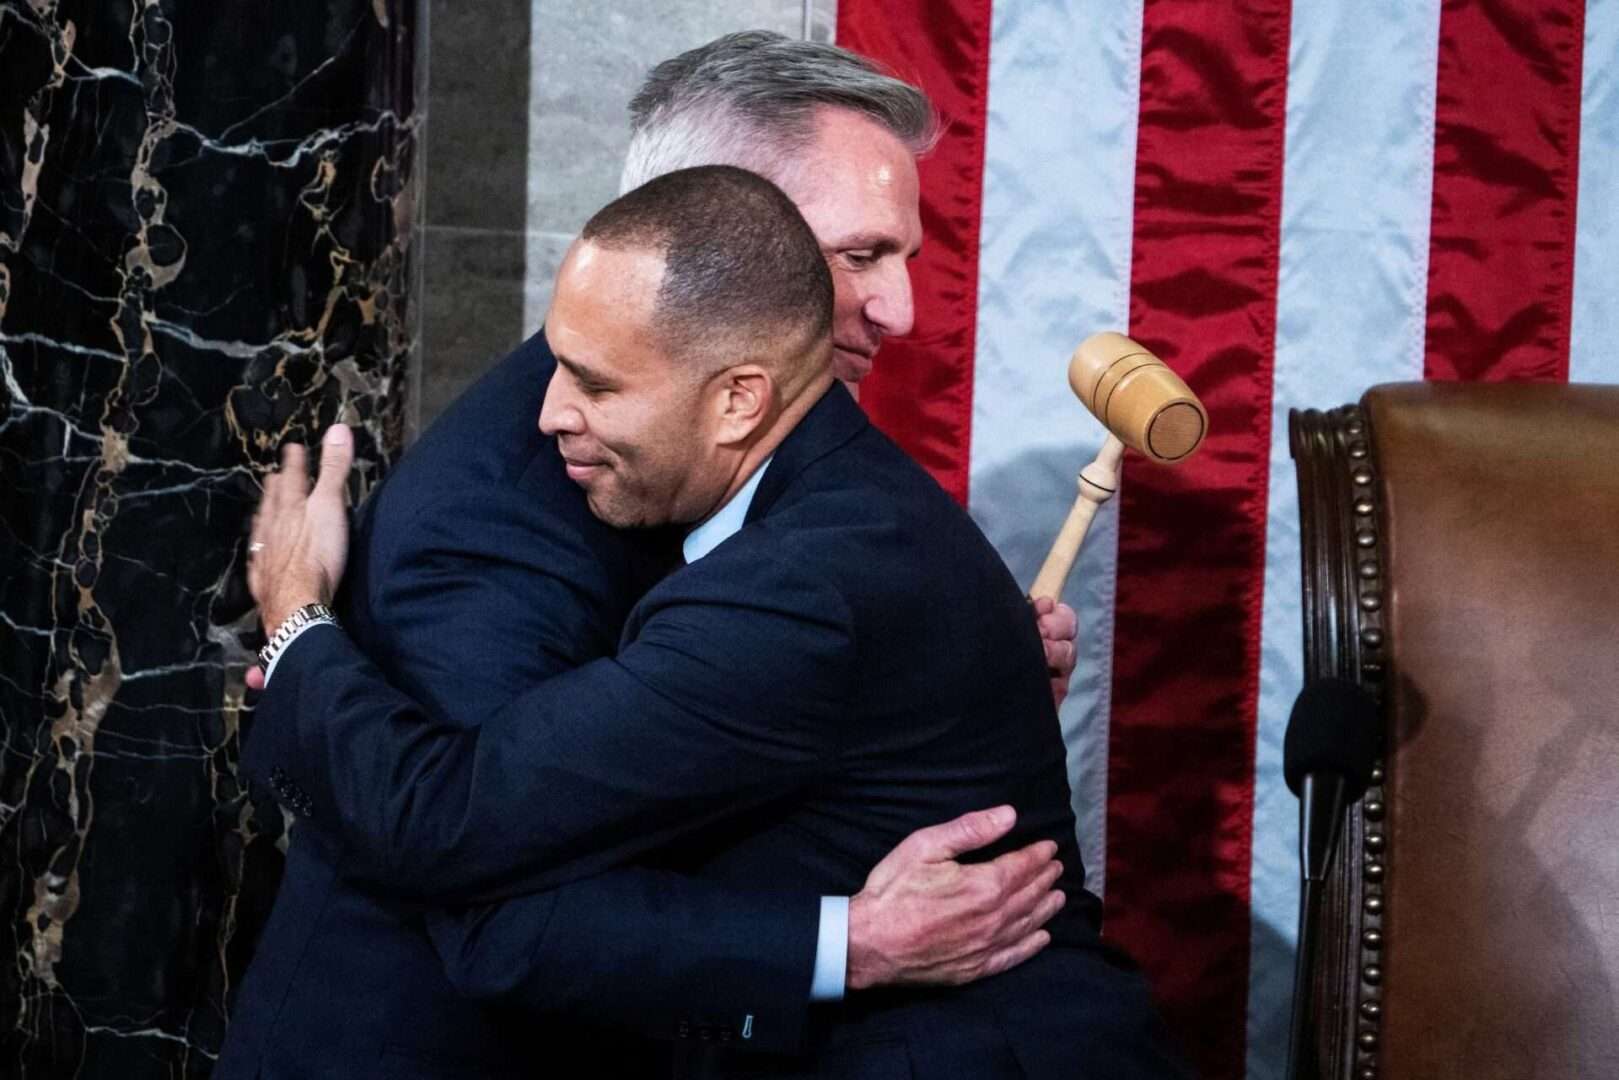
[623,31,1080,700]
[622,31,930,392]
[620,28,938,191]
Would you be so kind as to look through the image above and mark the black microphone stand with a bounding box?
[1286,772,1352,1080]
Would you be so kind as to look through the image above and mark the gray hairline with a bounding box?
[618,42,937,193]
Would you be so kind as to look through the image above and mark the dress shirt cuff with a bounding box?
[262,620,338,685]
[809,895,849,1002]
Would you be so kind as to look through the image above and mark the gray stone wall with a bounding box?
[418,0,837,428]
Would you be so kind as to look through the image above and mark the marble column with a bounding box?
[0,1,422,1075]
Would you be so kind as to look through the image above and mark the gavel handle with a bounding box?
[1029,435,1125,603]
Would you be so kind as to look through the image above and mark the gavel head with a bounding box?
[1068,332,1207,463]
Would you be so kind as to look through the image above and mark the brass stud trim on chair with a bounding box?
[1289,402,1392,1077]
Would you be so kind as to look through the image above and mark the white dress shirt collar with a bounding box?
[682,457,772,564]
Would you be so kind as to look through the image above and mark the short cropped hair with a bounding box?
[583,165,833,378]
[620,30,937,192]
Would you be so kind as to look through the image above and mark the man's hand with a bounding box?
[247,423,355,642]
[1033,596,1078,708]
[845,806,1065,990]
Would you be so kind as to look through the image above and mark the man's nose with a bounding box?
[538,373,582,436]
[864,264,915,338]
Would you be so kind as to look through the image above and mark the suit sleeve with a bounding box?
[250,540,854,899]
[425,874,817,1052]
[243,488,823,1050]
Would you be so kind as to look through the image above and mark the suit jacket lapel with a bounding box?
[745,382,868,526]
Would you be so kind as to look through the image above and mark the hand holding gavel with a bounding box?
[1028,332,1207,603]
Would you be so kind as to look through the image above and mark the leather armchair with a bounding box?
[1288,382,1619,1079]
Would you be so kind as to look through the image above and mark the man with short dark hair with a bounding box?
[542,166,836,531]
[244,165,1184,1078]
[219,161,1065,1080]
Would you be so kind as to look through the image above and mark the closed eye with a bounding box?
[556,354,616,396]
[831,235,922,270]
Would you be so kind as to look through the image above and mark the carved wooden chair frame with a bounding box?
[1290,400,1390,1080]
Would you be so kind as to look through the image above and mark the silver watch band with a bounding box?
[258,603,338,669]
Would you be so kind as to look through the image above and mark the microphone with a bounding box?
[1283,677,1380,1080]
[1284,678,1380,880]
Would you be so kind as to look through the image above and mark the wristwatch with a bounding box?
[258,602,339,669]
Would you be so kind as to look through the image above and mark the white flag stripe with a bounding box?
[1247,1,1445,1075]
[972,0,1146,896]
[1572,0,1619,385]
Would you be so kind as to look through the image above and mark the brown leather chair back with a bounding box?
[1289,382,1619,1080]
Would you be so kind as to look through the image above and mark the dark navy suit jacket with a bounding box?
[244,363,1187,1077]
[219,334,819,1079]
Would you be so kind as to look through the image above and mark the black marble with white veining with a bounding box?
[0,2,421,1074]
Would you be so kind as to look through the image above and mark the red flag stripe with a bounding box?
[1104,3,1293,1077]
[835,0,993,504]
[1424,0,1587,382]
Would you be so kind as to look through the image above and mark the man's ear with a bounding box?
[712,365,773,446]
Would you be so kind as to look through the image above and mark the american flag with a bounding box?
[835,2,1618,1077]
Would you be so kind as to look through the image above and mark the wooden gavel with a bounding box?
[1028,332,1208,602]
